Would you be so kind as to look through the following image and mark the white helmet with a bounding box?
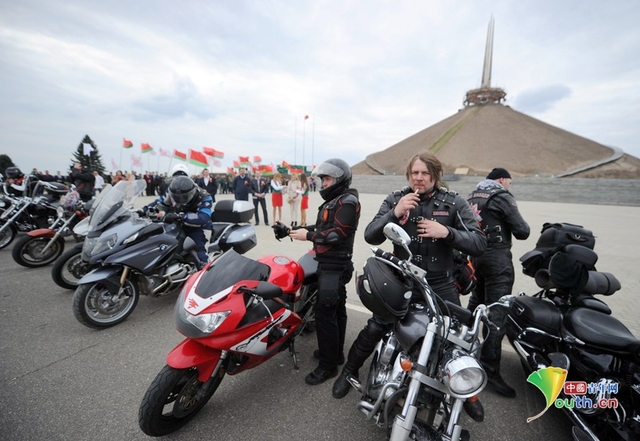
[171,163,189,177]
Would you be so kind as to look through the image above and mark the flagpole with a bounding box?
[294,116,297,164]
[119,146,123,171]
[302,117,306,170]
[312,117,315,168]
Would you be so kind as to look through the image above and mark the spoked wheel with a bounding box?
[0,221,17,250]
[11,235,65,267]
[72,278,139,328]
[139,363,227,436]
[51,247,88,290]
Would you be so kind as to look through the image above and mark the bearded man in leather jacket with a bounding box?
[466,167,530,398]
[333,152,487,413]
[288,158,360,386]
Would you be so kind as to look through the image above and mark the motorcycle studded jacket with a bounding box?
[467,179,530,249]
[306,188,360,263]
[365,186,486,273]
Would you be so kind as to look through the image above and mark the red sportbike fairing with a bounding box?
[139,248,316,437]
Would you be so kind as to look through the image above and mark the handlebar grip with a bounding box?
[374,248,403,267]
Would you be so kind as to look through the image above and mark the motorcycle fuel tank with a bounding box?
[258,255,304,294]
[395,304,431,351]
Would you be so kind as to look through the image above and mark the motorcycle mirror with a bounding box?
[383,223,412,259]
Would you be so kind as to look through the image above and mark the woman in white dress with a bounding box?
[286,174,302,226]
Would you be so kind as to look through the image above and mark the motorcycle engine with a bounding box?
[147,262,193,297]
[368,335,406,401]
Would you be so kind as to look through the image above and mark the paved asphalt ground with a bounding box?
[1,189,638,441]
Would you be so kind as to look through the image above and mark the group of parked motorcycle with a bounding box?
[2,172,638,440]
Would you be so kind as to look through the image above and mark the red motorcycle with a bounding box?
[138,244,318,436]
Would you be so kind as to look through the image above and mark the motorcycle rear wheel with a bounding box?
[0,221,17,250]
[11,235,65,267]
[72,279,139,328]
[139,364,226,436]
[51,247,87,290]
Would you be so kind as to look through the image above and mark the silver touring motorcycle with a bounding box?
[348,223,495,441]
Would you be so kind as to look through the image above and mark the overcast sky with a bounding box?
[1,0,639,175]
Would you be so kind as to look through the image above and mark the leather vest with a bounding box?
[392,187,458,273]
[467,188,510,246]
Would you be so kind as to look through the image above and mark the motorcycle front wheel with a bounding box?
[72,278,139,328]
[0,221,17,250]
[51,247,87,290]
[139,363,226,436]
[12,235,65,267]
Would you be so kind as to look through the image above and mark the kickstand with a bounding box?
[289,338,299,370]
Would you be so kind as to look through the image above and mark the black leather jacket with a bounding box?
[365,186,486,273]
[467,179,530,249]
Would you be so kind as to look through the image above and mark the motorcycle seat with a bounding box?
[564,307,639,350]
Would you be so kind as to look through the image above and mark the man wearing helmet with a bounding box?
[142,165,213,265]
[288,158,360,386]
[333,152,487,420]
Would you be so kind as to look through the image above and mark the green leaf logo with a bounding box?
[526,366,568,423]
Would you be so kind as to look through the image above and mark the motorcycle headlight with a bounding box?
[91,234,117,256]
[186,311,231,334]
[442,351,487,398]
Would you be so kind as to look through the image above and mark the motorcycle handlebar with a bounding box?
[373,248,403,268]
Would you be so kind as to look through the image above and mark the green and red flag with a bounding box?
[189,149,209,168]
[202,147,215,156]
[141,143,153,153]
[213,149,224,159]
[174,149,187,162]
[233,160,240,167]
[123,138,133,148]
[253,155,262,163]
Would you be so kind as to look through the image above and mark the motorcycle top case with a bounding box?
[520,222,595,277]
[507,296,561,347]
[211,200,253,224]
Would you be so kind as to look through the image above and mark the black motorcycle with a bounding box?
[0,178,68,250]
[72,182,259,328]
[504,222,640,441]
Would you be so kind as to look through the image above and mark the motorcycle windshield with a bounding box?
[88,180,146,233]
[195,250,271,298]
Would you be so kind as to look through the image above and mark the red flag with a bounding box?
[213,149,224,159]
[239,156,249,163]
[123,138,133,148]
[202,147,215,156]
[304,115,309,120]
[227,167,236,175]
[141,143,152,153]
[189,149,209,168]
[253,155,262,163]
[233,160,240,167]
[174,149,187,161]
[282,160,291,168]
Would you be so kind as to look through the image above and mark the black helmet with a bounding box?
[5,167,24,179]
[311,158,352,201]
[169,176,197,207]
[356,257,413,323]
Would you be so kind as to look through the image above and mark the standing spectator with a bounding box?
[232,167,251,201]
[196,168,218,202]
[270,172,284,225]
[70,162,95,202]
[143,171,155,196]
[41,170,53,182]
[54,171,65,183]
[299,173,310,226]
[250,170,269,225]
[112,171,125,185]
[286,174,302,226]
[288,158,360,385]
[93,171,105,195]
[466,167,530,398]
[332,151,487,424]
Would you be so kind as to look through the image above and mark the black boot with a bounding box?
[487,374,516,398]
[463,396,484,422]
[332,370,357,399]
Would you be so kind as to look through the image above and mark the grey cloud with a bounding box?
[512,84,572,113]
[131,77,215,122]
